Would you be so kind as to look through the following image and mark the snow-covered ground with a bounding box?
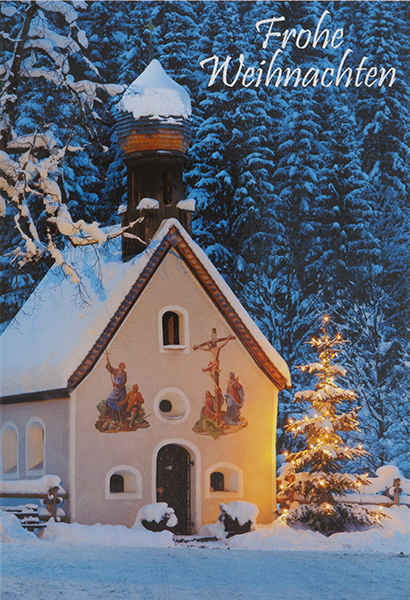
[1,506,409,599]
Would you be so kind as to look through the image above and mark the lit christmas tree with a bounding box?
[278,316,385,535]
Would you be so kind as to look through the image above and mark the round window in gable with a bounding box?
[154,388,190,423]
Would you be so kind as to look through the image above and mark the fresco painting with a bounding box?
[193,329,247,440]
[95,354,150,433]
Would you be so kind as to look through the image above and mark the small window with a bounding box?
[110,474,124,493]
[154,388,190,423]
[1,424,18,477]
[210,471,225,492]
[206,463,243,497]
[106,466,142,499]
[159,306,188,353]
[162,171,172,205]
[162,311,180,346]
[27,420,44,472]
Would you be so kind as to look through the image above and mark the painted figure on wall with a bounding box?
[193,328,235,388]
[105,358,127,420]
[193,390,224,440]
[223,372,245,426]
[119,384,148,427]
[95,354,150,432]
[193,329,247,440]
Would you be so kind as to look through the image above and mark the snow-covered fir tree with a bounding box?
[279,316,385,535]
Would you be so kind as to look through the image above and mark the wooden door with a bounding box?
[156,444,191,534]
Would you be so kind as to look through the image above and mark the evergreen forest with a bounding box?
[1,1,409,473]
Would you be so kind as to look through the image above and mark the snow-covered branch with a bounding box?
[0,0,124,282]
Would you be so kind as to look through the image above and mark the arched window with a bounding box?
[162,311,180,346]
[210,471,225,492]
[162,171,172,205]
[26,419,45,473]
[1,423,18,477]
[206,463,243,497]
[106,466,142,499]
[110,473,124,493]
[159,306,189,353]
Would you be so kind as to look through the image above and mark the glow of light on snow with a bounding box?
[1,502,409,553]
[117,60,191,121]
[220,501,259,526]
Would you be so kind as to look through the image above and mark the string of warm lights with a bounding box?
[279,316,385,535]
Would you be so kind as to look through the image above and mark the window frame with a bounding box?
[1,422,19,479]
[154,388,190,424]
[25,417,46,476]
[205,463,244,498]
[105,466,143,500]
[159,306,189,353]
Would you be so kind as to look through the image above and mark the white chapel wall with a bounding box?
[0,399,70,487]
[73,251,279,529]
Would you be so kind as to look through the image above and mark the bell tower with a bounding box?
[116,60,193,260]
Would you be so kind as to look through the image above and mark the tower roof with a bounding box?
[117,59,191,121]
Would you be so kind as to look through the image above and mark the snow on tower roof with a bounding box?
[117,59,191,121]
[0,220,290,400]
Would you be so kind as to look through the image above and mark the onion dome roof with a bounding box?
[117,59,191,121]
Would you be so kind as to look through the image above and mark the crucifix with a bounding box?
[194,327,235,422]
[148,18,157,62]
[148,18,157,43]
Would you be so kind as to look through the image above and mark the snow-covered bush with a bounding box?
[200,501,259,539]
[219,501,259,537]
[286,502,385,537]
[132,503,178,532]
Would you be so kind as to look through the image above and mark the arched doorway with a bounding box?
[156,444,191,534]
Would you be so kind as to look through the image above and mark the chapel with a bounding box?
[0,60,290,534]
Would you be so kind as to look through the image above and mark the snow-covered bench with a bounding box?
[0,475,68,525]
[1,504,46,532]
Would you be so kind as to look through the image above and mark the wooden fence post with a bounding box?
[46,486,59,519]
[393,478,401,505]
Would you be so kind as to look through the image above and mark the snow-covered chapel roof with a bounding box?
[0,220,290,400]
[117,59,191,121]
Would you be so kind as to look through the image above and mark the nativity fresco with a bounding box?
[193,328,247,440]
[95,354,150,433]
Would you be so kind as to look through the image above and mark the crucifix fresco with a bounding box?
[193,328,247,440]
[95,353,150,433]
